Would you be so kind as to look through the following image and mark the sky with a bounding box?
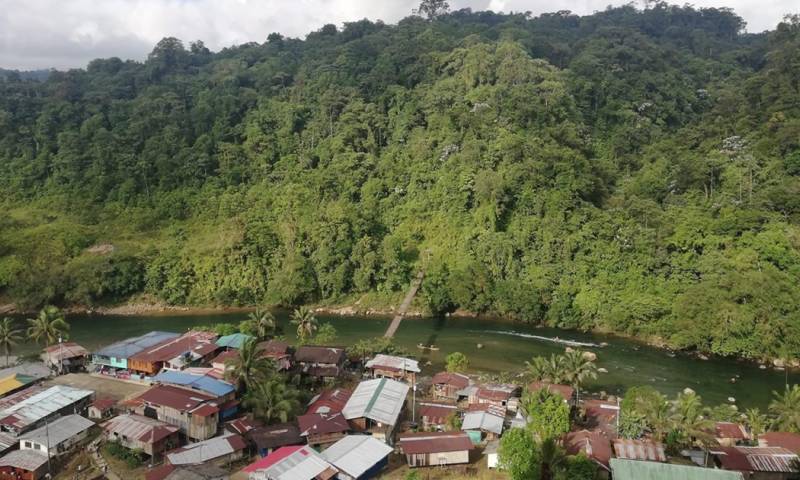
[0,0,795,70]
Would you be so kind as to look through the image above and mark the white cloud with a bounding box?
[0,0,794,70]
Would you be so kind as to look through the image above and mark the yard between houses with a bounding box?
[376,449,508,480]
[44,373,150,401]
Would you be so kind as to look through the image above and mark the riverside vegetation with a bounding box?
[1,2,800,364]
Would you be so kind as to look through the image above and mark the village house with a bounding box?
[0,374,38,400]
[211,350,239,372]
[613,438,668,462]
[564,429,613,478]
[294,346,347,381]
[224,417,262,437]
[18,414,93,458]
[0,449,49,480]
[244,445,338,480]
[306,388,351,415]
[128,385,219,441]
[88,398,116,420]
[610,459,746,480]
[320,435,393,480]
[248,423,303,457]
[145,464,229,480]
[165,433,247,467]
[152,370,236,403]
[470,383,520,412]
[343,378,409,444]
[297,412,350,447]
[485,439,500,469]
[0,385,94,435]
[398,431,473,468]
[365,354,420,384]
[0,433,16,458]
[92,331,180,375]
[582,399,621,438]
[528,382,575,405]
[103,414,181,460]
[461,404,505,443]
[716,422,750,447]
[759,433,800,454]
[128,331,219,375]
[258,340,292,371]
[41,342,89,374]
[712,446,800,480]
[430,372,471,401]
[215,333,254,350]
[419,402,458,431]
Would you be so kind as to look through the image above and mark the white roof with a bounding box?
[343,378,409,426]
[167,433,243,465]
[251,446,337,480]
[0,386,94,430]
[365,354,421,373]
[0,449,48,470]
[321,435,392,478]
[462,411,504,435]
[20,414,94,447]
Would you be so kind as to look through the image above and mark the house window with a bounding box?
[23,441,31,448]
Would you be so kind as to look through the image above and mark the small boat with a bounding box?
[417,343,440,351]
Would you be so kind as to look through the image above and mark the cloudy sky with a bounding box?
[1,0,795,70]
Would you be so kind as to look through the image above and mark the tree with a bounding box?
[745,408,769,443]
[414,0,450,19]
[307,322,338,345]
[769,385,800,432]
[291,306,318,343]
[244,377,301,423]
[671,391,716,451]
[26,306,69,346]
[525,354,568,384]
[499,428,540,480]
[445,352,469,372]
[522,389,571,440]
[245,308,277,340]
[225,338,275,392]
[0,318,23,367]
[619,386,671,440]
[539,437,566,480]
[560,350,598,401]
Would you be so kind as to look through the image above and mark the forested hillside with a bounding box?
[1,3,800,361]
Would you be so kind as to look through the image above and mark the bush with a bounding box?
[103,441,144,469]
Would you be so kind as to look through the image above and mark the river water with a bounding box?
[18,311,797,409]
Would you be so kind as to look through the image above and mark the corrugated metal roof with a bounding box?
[95,331,180,359]
[399,431,473,454]
[43,342,89,362]
[166,433,246,465]
[365,354,420,373]
[419,402,458,423]
[613,439,667,462]
[0,374,37,397]
[0,432,17,454]
[20,414,93,447]
[153,370,234,398]
[462,410,504,435]
[248,445,338,480]
[320,435,392,478]
[306,388,351,415]
[136,384,214,412]
[297,413,349,436]
[103,414,179,443]
[715,422,748,440]
[248,423,303,451]
[713,446,800,473]
[611,459,745,480]
[343,378,409,426]
[0,385,93,431]
[131,331,218,363]
[215,333,254,349]
[759,432,800,454]
[431,372,470,388]
[0,449,48,471]
[294,346,345,365]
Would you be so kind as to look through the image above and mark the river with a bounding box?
[16,310,797,409]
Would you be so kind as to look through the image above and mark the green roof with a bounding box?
[610,459,745,480]
[215,333,254,349]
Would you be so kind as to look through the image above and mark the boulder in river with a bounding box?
[476,343,484,349]
[598,367,608,373]
[774,358,786,368]
[759,365,768,370]
[683,388,696,395]
[583,351,598,361]
[565,347,575,353]
[697,354,709,360]
[728,397,736,403]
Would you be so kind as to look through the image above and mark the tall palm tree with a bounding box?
[525,354,568,385]
[0,318,23,367]
[291,306,318,342]
[745,408,769,443]
[538,437,566,480]
[769,385,800,433]
[244,377,301,423]
[225,338,275,393]
[561,350,598,401]
[27,306,69,346]
[248,308,276,340]
[672,392,715,449]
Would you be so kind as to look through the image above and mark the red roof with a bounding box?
[419,402,458,424]
[431,372,470,389]
[613,439,667,462]
[140,425,180,444]
[466,403,506,417]
[307,388,352,415]
[211,350,239,365]
[243,446,305,473]
[564,430,613,469]
[258,340,290,355]
[716,422,748,440]
[130,331,218,363]
[91,398,116,411]
[528,382,575,401]
[190,404,219,417]
[137,384,214,411]
[476,384,517,402]
[399,431,473,455]
[145,464,174,480]
[760,432,800,454]
[297,413,349,436]
[225,417,263,435]
[714,446,800,473]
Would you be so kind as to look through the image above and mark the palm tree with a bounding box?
[244,377,301,423]
[745,408,769,443]
[672,391,716,449]
[538,437,566,480]
[769,385,800,433]
[561,350,598,402]
[0,318,23,367]
[225,338,275,393]
[27,306,69,346]
[525,354,568,384]
[291,306,318,342]
[248,308,276,340]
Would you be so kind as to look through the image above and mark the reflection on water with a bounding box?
[12,310,796,409]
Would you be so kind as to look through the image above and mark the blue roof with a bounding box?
[153,370,235,397]
[94,331,180,359]
[215,333,254,349]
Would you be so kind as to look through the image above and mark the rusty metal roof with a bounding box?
[399,431,473,454]
[713,446,800,473]
[103,414,179,443]
[613,439,667,462]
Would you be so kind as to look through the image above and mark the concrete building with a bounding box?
[18,414,93,457]
[320,435,393,480]
[398,431,473,468]
[343,378,409,444]
[103,414,180,459]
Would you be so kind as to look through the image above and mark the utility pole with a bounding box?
[45,416,52,475]
[58,336,63,375]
